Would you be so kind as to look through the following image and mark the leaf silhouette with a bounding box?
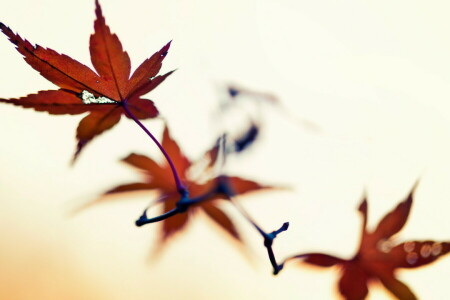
[233,122,259,153]
[87,126,272,245]
[224,84,321,132]
[288,184,450,300]
[0,0,172,162]
[226,84,278,104]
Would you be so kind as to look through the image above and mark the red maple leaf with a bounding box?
[0,0,172,161]
[288,185,449,300]
[87,126,272,244]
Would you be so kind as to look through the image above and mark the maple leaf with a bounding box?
[86,126,272,244]
[287,184,450,300]
[0,0,173,161]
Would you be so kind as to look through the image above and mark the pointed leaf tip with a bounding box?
[301,253,343,267]
[358,199,368,215]
[0,22,10,36]
[407,179,420,202]
[95,0,103,17]
[373,186,415,240]
[159,41,172,57]
[164,40,172,49]
[0,22,11,36]
[72,139,87,165]
[0,1,172,163]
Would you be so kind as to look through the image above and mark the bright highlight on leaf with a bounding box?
[80,90,116,104]
[1,1,447,298]
[0,0,173,162]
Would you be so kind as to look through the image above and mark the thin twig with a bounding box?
[131,165,288,275]
[230,197,288,274]
[217,176,288,275]
[122,102,187,195]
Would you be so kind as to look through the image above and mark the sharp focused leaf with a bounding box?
[75,108,122,160]
[0,1,173,161]
[90,0,131,99]
[0,90,94,115]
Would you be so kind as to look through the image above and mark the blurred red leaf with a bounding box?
[0,0,173,161]
[290,184,450,300]
[292,253,343,267]
[90,126,273,245]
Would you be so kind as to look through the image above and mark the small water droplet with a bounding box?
[420,244,432,258]
[406,252,419,265]
[96,80,100,83]
[377,239,393,253]
[404,242,415,253]
[431,243,442,256]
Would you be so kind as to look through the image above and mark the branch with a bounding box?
[216,176,289,275]
[132,173,289,275]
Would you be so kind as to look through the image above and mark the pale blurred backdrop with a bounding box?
[1,0,450,299]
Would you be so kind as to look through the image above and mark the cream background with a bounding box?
[0,0,449,299]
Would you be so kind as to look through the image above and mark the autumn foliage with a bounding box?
[0,1,448,299]
[90,126,273,245]
[284,184,449,299]
[0,1,171,161]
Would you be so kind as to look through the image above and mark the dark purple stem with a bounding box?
[228,195,288,275]
[122,102,187,195]
[135,207,180,226]
[134,187,216,226]
[264,222,289,275]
